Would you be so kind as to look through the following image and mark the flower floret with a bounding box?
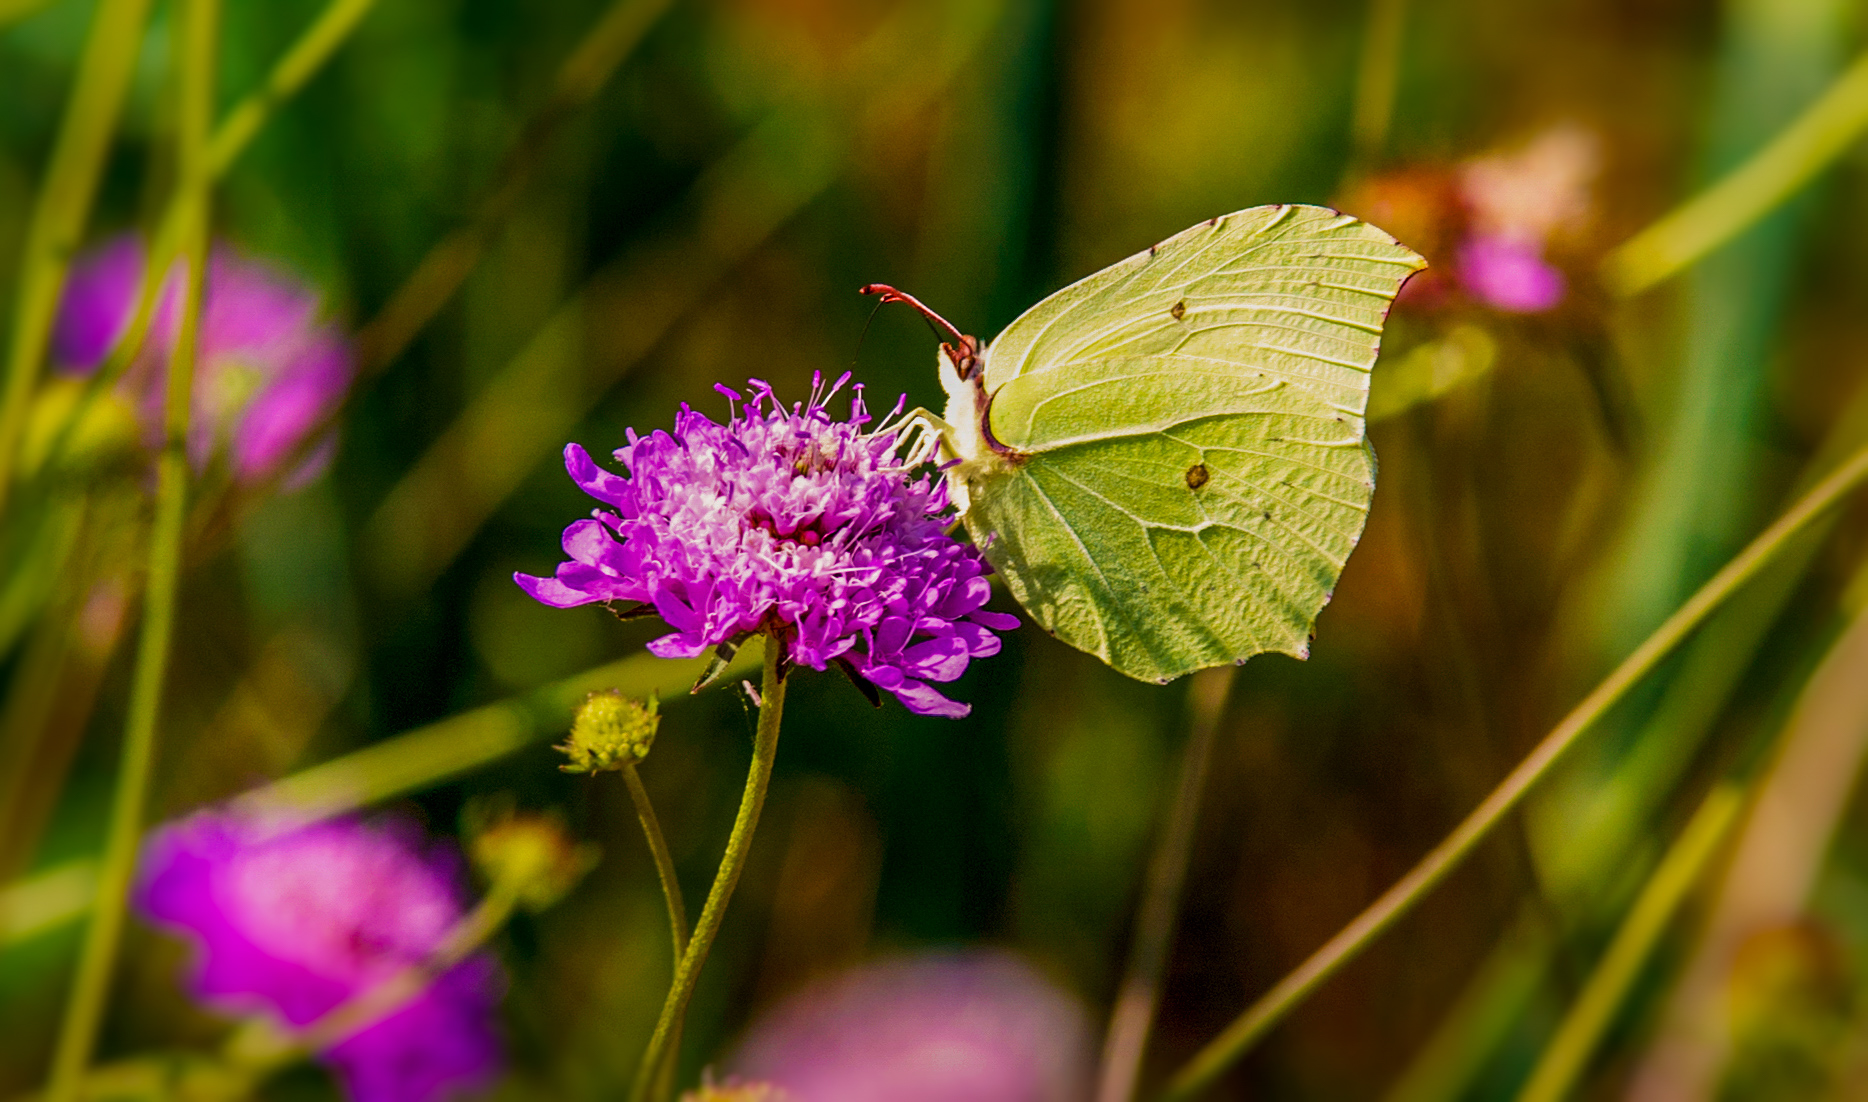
[516,374,1014,718]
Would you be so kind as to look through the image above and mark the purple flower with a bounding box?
[136,811,503,1102]
[515,374,1016,718]
[1456,236,1566,314]
[729,951,1090,1102]
[1454,124,1599,314]
[53,236,352,483]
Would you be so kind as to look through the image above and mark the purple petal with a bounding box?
[514,571,601,608]
[890,679,971,718]
[969,609,1019,632]
[565,443,632,507]
[900,635,971,682]
[647,631,708,659]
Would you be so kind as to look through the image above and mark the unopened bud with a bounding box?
[559,690,660,773]
[465,799,599,911]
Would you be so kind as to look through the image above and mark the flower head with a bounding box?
[1455,124,1599,313]
[516,374,1015,718]
[54,236,352,483]
[559,690,661,773]
[729,951,1091,1102]
[136,810,503,1102]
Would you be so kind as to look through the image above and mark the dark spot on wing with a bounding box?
[1184,463,1209,489]
[1170,300,1186,321]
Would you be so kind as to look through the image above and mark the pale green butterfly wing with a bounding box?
[956,204,1424,683]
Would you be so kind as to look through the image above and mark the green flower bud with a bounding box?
[559,689,659,773]
[464,798,599,911]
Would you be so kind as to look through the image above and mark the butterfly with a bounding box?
[866,204,1424,684]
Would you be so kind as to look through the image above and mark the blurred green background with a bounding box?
[5,0,1868,1098]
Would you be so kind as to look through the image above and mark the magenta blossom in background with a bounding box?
[53,236,352,483]
[730,951,1091,1102]
[1454,124,1600,314]
[516,373,1016,718]
[1456,237,1566,314]
[137,811,503,1102]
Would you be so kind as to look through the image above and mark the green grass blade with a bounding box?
[1603,49,1868,297]
[1161,438,1868,1101]
[41,0,219,1092]
[0,0,157,519]
[1515,784,1745,1102]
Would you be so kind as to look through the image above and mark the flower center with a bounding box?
[744,505,829,547]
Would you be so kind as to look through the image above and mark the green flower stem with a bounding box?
[299,875,523,1054]
[1602,48,1868,297]
[0,0,157,519]
[629,640,787,1102]
[215,868,527,1092]
[1161,438,1868,1102]
[1096,665,1235,1102]
[622,761,689,961]
[42,0,218,1094]
[1514,782,1744,1102]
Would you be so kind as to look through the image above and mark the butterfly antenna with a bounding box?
[851,294,889,373]
[858,283,968,347]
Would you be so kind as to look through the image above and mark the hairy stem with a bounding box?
[1162,439,1868,1101]
[629,641,786,1102]
[1096,665,1234,1102]
[622,761,689,960]
[41,0,219,1094]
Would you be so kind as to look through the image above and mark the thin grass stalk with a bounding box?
[1160,439,1868,1101]
[1096,666,1235,1102]
[1603,48,1868,297]
[628,642,787,1102]
[0,0,158,519]
[30,0,386,483]
[219,0,680,536]
[1381,379,1868,1102]
[1514,783,1745,1102]
[205,0,381,177]
[1,646,755,949]
[352,0,677,375]
[1349,0,1407,164]
[41,0,219,1093]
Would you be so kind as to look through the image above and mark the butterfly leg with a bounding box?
[874,406,959,468]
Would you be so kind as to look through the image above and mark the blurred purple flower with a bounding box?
[53,236,352,483]
[516,373,1016,718]
[1454,124,1599,313]
[1456,237,1567,314]
[729,951,1090,1102]
[137,811,503,1102]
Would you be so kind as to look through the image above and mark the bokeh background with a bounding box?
[4,0,1868,1098]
